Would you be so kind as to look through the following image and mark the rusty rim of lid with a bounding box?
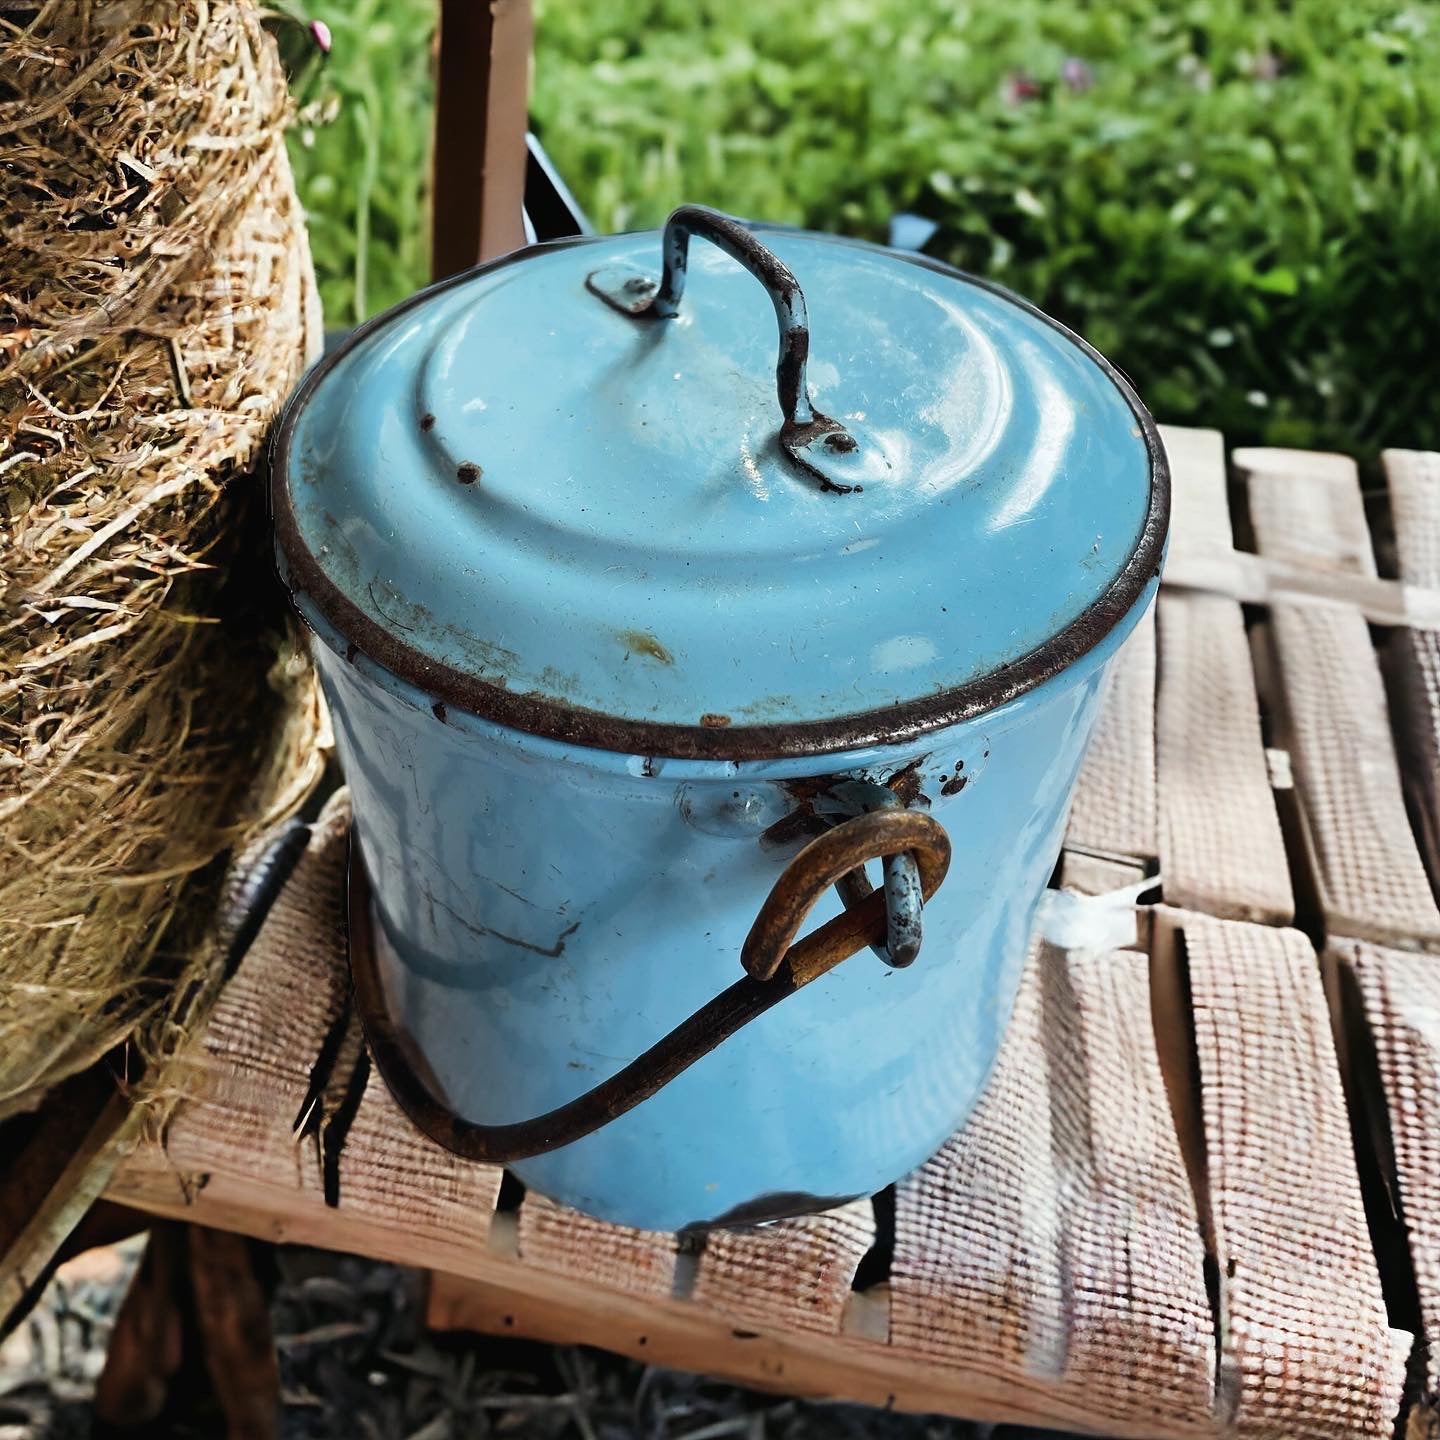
[270,234,1169,763]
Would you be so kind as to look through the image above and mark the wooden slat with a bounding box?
[1242,447,1439,925]
[92,801,1419,1437]
[116,1154,1071,1432]
[1156,436,1440,631]
[1232,447,1365,488]
[1163,546,1440,631]
[1179,912,1411,1436]
[427,1262,1169,1436]
[1391,628,1440,891]
[1055,851,1148,901]
[1066,607,1157,863]
[517,1195,677,1300]
[81,421,1440,1440]
[889,940,1215,1436]
[1236,448,1377,577]
[1385,449,1440,589]
[1342,940,1440,1428]
[1156,592,1294,923]
[96,904,1205,1436]
[1157,425,1235,562]
[691,1199,875,1336]
[1270,601,1440,947]
[108,800,503,1260]
[1384,450,1440,891]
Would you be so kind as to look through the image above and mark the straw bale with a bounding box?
[0,0,325,1117]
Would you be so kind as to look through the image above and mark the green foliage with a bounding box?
[282,0,435,325]
[289,0,1440,455]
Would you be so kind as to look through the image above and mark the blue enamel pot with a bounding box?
[272,208,1168,1232]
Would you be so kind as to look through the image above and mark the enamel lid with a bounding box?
[273,207,1167,759]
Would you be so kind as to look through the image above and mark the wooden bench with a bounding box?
[90,431,1440,1437]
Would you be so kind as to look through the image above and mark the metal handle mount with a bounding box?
[585,205,886,494]
[349,807,951,1164]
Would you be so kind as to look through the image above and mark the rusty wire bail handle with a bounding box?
[349,808,951,1165]
[584,205,886,494]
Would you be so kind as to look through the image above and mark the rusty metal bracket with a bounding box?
[823,780,927,967]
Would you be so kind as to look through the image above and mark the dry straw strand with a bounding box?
[0,0,326,1119]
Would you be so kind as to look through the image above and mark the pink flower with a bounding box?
[1002,70,1042,105]
[309,18,332,54]
[1062,57,1093,93]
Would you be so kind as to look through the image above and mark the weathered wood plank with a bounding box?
[889,939,1215,1436]
[1179,912,1411,1436]
[517,1195,677,1300]
[110,1147,1196,1440]
[94,811,1424,1438]
[108,799,503,1263]
[1270,601,1440,947]
[691,1198,875,1336]
[1384,450,1440,894]
[1341,939,1440,1432]
[1055,851,1148,902]
[1158,425,1235,562]
[1236,448,1377,577]
[1385,449,1440,589]
[0,1074,132,1329]
[1163,547,1440,631]
[1156,592,1294,923]
[102,830,1215,1436]
[1066,607,1157,863]
[427,1261,1161,1438]
[1390,627,1440,892]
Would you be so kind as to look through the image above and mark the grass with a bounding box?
[283,0,1440,457]
[279,0,434,323]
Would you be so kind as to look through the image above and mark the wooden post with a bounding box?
[431,0,535,279]
[94,1223,278,1436]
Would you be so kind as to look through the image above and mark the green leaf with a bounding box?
[1249,265,1300,295]
[288,0,1440,458]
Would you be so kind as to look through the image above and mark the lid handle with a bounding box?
[586,205,884,494]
